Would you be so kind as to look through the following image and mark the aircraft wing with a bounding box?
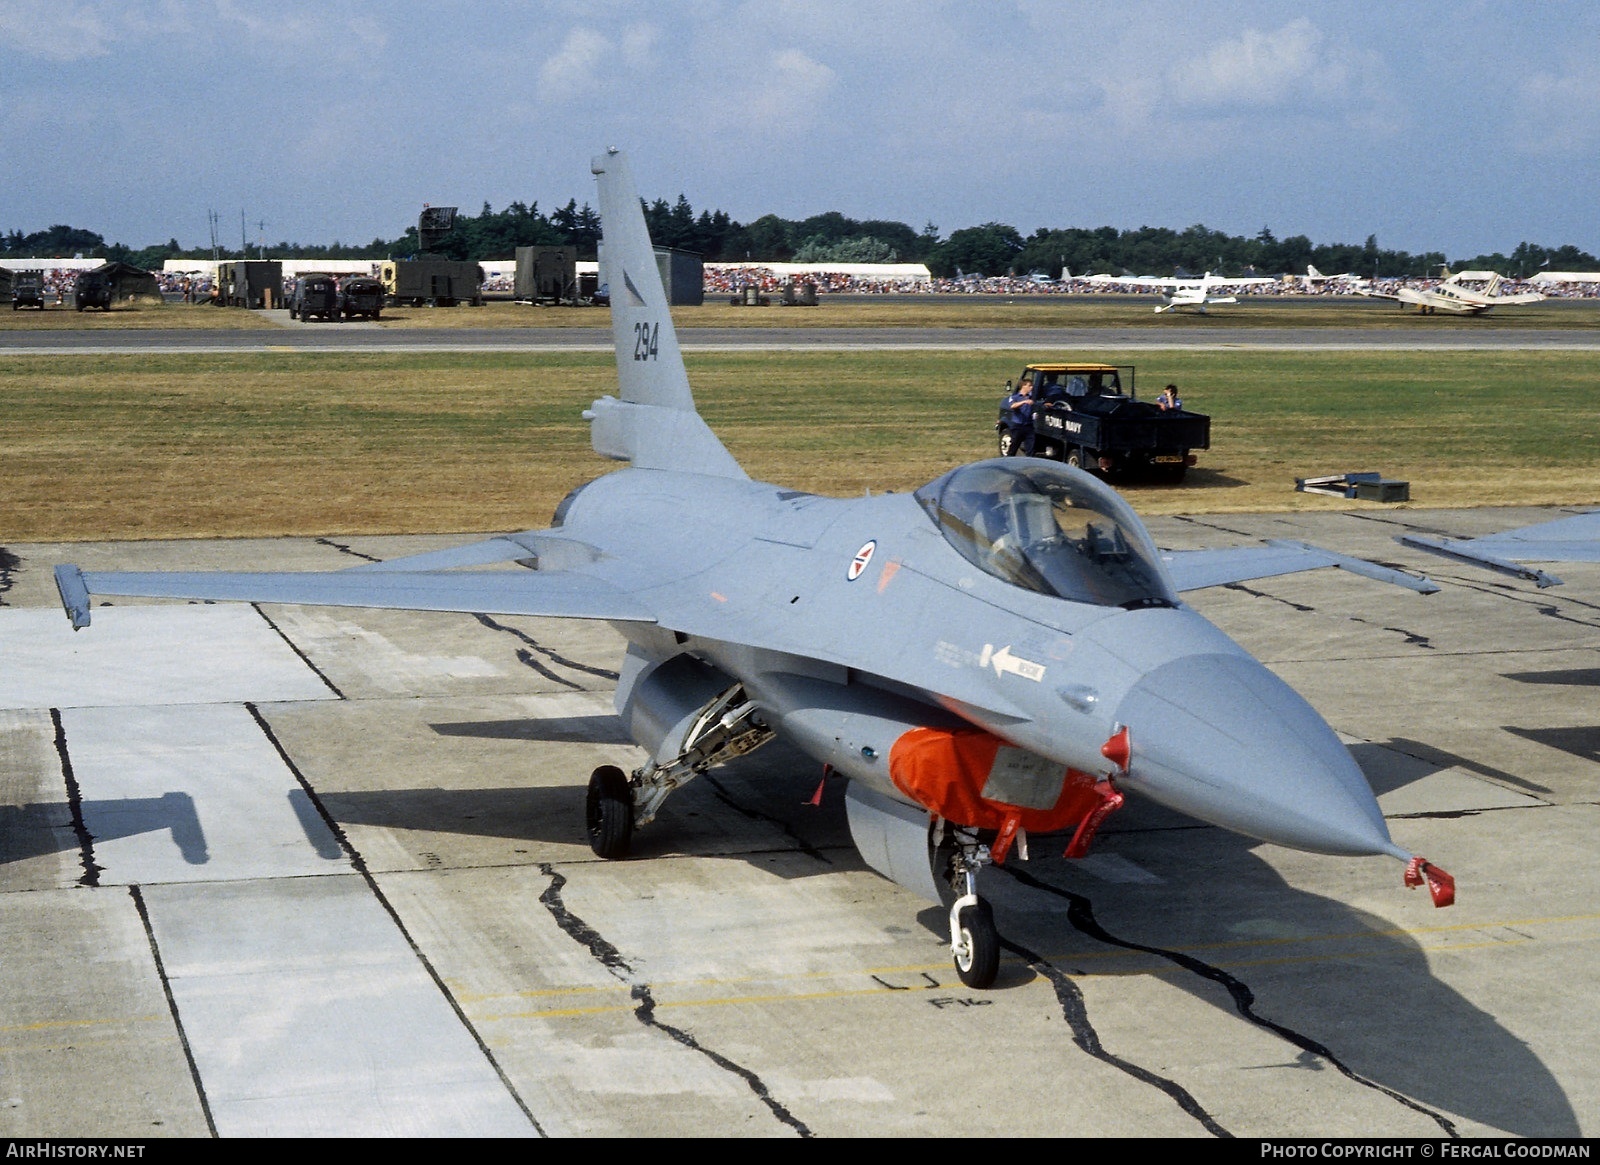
[52,563,656,630]
[1086,274,1177,288]
[1162,540,1438,594]
[1397,510,1600,587]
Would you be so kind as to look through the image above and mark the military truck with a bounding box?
[338,275,383,320]
[380,259,483,307]
[11,270,45,310]
[995,362,1210,482]
[73,270,113,311]
[290,273,341,321]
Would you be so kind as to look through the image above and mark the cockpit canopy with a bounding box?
[915,460,1177,608]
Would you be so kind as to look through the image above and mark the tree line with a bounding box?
[6,196,1596,279]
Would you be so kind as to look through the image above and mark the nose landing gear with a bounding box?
[937,826,1000,988]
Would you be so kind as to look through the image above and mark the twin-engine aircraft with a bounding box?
[1086,270,1276,313]
[54,149,1454,988]
[1358,268,1545,315]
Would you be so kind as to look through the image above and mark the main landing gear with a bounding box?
[936,824,1001,988]
[584,683,772,860]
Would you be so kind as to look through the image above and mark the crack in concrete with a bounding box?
[536,863,813,1137]
[473,613,621,684]
[701,772,834,865]
[1001,931,1233,1137]
[1224,581,1315,612]
[50,708,102,888]
[1002,864,1461,1137]
[314,536,381,562]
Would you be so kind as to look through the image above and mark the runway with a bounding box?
[4,324,1600,354]
[3,511,1597,1138]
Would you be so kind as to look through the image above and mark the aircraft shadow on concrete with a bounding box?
[429,715,633,744]
[1352,739,1553,797]
[1503,666,1600,688]
[317,739,855,861]
[1,789,344,868]
[311,730,1574,1135]
[1501,724,1600,765]
[1,792,207,866]
[960,792,1579,1137]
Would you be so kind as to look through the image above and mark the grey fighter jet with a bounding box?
[54,149,1454,988]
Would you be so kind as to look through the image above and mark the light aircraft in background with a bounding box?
[53,149,1454,989]
[1302,265,1365,289]
[1086,270,1277,313]
[1358,268,1544,315]
[1398,509,1600,588]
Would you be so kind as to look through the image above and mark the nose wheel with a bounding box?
[951,896,999,988]
[938,827,1001,988]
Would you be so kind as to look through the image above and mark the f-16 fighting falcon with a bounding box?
[53,149,1454,988]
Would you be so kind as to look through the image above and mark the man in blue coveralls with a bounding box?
[1001,376,1036,456]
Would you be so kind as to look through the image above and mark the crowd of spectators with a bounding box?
[9,261,1595,304]
[700,265,1589,299]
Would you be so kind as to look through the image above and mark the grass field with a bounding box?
[2,295,1598,331]
[4,347,1600,542]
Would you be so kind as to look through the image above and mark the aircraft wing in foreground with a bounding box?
[1398,509,1600,588]
[56,149,1453,988]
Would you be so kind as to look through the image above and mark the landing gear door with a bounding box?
[845,783,943,903]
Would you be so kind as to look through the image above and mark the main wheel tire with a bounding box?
[954,900,1000,989]
[586,765,634,859]
[1065,447,1089,471]
[997,430,1018,457]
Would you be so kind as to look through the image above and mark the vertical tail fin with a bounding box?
[584,148,746,480]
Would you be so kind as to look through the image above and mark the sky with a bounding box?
[3,1,1598,263]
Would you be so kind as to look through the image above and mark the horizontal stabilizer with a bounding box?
[57,567,656,628]
[342,531,603,573]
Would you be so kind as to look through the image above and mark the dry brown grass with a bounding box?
[5,347,1600,542]
[0,302,280,330]
[375,296,1600,330]
[5,295,1596,332]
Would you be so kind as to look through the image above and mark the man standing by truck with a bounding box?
[1000,375,1036,456]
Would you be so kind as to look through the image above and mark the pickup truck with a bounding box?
[995,362,1209,482]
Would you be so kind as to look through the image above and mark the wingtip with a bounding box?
[53,563,91,630]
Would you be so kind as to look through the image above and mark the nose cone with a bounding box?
[1115,653,1400,857]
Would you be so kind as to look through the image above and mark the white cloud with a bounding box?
[620,22,659,68]
[1513,63,1600,156]
[1166,18,1353,111]
[0,3,123,61]
[538,27,610,102]
[736,48,836,132]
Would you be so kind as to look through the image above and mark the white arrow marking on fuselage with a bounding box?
[981,643,1046,682]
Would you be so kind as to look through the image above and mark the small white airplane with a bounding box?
[1087,271,1276,313]
[1358,268,1544,315]
[1301,264,1364,289]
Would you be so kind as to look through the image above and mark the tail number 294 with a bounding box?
[633,321,659,361]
